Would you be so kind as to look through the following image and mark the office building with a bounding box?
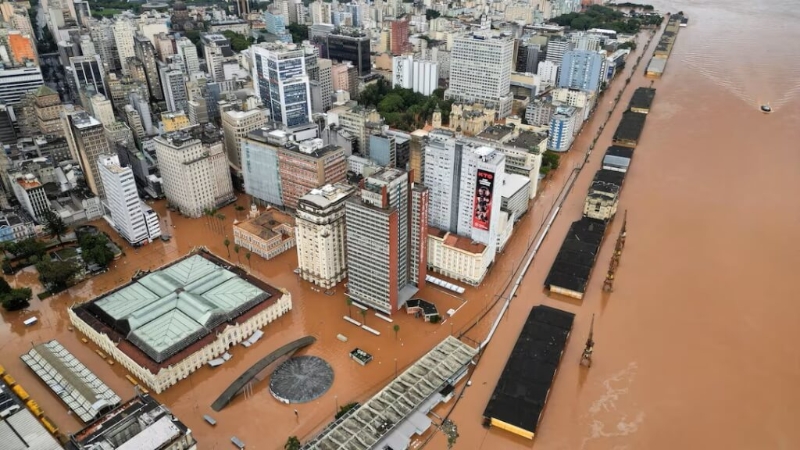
[18,85,63,138]
[295,183,355,289]
[390,18,410,55]
[64,111,111,199]
[89,94,114,126]
[309,1,331,24]
[446,33,514,118]
[456,145,506,252]
[538,60,559,86]
[11,174,49,222]
[134,34,164,101]
[326,32,371,76]
[234,207,296,260]
[369,134,396,167]
[345,168,428,314]
[312,57,333,113]
[423,129,460,232]
[277,138,346,209]
[158,60,188,113]
[0,63,43,106]
[547,105,581,152]
[98,154,160,245]
[241,128,285,206]
[154,125,235,218]
[65,392,198,450]
[558,49,604,93]
[516,42,540,73]
[0,382,62,450]
[221,106,269,170]
[113,18,136,75]
[202,34,232,82]
[265,9,292,43]
[69,250,292,393]
[545,36,574,67]
[175,36,200,75]
[392,55,439,96]
[251,43,312,127]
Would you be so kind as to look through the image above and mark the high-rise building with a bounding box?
[175,36,200,75]
[63,111,111,199]
[326,32,371,76]
[251,43,312,127]
[538,60,559,86]
[89,20,118,71]
[265,9,292,43]
[368,134,396,167]
[241,128,285,206]
[154,125,234,217]
[98,154,160,245]
[11,174,50,223]
[295,183,356,289]
[18,85,63,138]
[545,36,574,67]
[547,105,580,152]
[89,94,114,126]
[154,32,175,61]
[423,129,460,232]
[446,32,514,117]
[113,18,136,75]
[455,145,506,252]
[516,42,540,73]
[202,34,232,82]
[390,18,410,55]
[277,138,346,209]
[221,106,269,170]
[558,49,604,93]
[392,55,439,96]
[158,60,188,113]
[134,34,164,101]
[309,1,332,24]
[345,168,427,313]
[0,63,43,106]
[312,57,333,113]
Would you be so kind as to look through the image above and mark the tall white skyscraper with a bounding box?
[251,43,312,127]
[445,32,514,117]
[392,55,439,96]
[113,18,136,75]
[423,129,460,232]
[98,154,160,244]
[175,36,200,75]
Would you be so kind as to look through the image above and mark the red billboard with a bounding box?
[472,169,495,231]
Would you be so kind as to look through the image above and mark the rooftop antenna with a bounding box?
[580,314,595,368]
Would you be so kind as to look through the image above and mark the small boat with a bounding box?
[760,104,772,113]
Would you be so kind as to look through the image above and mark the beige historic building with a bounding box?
[427,227,492,286]
[69,251,292,394]
[233,206,296,260]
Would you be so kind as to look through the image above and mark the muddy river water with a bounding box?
[2,1,800,449]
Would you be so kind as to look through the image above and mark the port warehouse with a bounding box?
[0,365,63,449]
[545,88,656,299]
[482,305,575,440]
[646,13,686,78]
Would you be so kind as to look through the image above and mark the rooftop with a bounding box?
[73,251,282,370]
[299,183,356,210]
[613,110,648,144]
[501,173,531,199]
[593,169,626,187]
[483,305,575,437]
[628,87,656,110]
[67,393,193,450]
[476,125,514,142]
[70,111,102,129]
[605,145,634,159]
[429,226,488,254]
[235,208,295,242]
[303,337,478,450]
[544,218,607,295]
[504,130,547,153]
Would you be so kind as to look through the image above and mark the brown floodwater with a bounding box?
[3,2,799,449]
[429,1,800,449]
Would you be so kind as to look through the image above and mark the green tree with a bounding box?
[217,213,226,235]
[425,9,441,20]
[43,210,69,244]
[346,298,353,318]
[234,244,241,264]
[284,436,301,450]
[234,204,245,219]
[222,30,252,52]
[359,308,367,325]
[287,23,309,43]
[7,238,47,260]
[79,234,114,269]
[224,238,231,257]
[36,258,81,290]
[393,324,400,340]
[245,252,251,269]
[1,287,32,311]
[335,402,358,419]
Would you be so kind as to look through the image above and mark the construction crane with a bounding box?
[580,314,595,368]
[603,210,628,292]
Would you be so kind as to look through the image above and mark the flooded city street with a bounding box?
[2,1,800,449]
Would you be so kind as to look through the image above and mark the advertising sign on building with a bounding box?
[472,169,494,231]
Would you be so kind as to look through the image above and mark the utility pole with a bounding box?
[580,314,595,368]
